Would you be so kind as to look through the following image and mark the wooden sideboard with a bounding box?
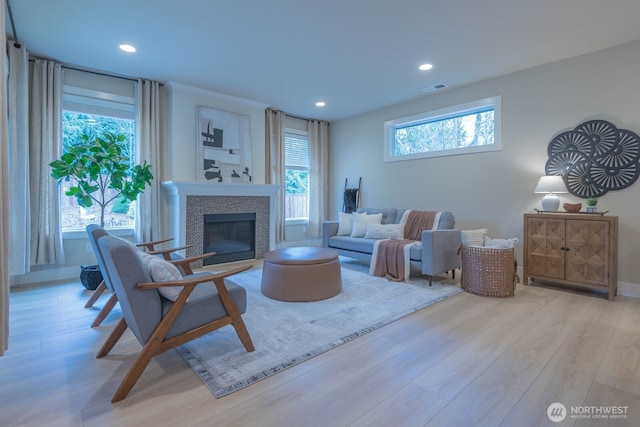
[523,213,618,300]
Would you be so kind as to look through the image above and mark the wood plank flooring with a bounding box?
[1,270,639,426]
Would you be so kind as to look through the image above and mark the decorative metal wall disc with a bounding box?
[547,131,594,157]
[545,151,589,176]
[545,119,640,198]
[574,120,618,157]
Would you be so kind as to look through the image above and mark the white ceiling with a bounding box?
[7,0,640,121]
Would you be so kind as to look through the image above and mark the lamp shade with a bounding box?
[534,175,567,211]
[534,176,567,194]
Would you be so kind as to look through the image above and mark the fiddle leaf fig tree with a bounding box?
[50,132,153,228]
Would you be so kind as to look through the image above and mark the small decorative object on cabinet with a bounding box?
[586,197,599,213]
[523,213,618,300]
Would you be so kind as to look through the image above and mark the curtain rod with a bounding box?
[284,112,328,123]
[28,57,157,84]
[6,0,21,48]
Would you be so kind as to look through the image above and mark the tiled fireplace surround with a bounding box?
[162,181,280,268]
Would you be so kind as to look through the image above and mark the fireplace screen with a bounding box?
[202,213,256,265]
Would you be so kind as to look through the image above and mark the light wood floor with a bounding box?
[2,270,640,427]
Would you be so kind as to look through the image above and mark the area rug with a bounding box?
[176,261,462,398]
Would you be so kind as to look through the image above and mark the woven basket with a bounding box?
[80,265,103,290]
[460,245,518,298]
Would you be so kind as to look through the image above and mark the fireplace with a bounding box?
[161,181,280,268]
[202,213,256,265]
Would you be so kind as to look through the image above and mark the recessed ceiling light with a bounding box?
[315,101,326,107]
[419,63,433,71]
[119,44,136,53]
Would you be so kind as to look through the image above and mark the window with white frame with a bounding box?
[384,96,501,162]
[60,86,136,231]
[284,131,309,221]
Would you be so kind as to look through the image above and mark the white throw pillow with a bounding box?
[364,223,405,240]
[461,228,488,246]
[147,256,184,301]
[337,212,353,236]
[484,236,519,249]
[136,250,157,272]
[351,213,383,238]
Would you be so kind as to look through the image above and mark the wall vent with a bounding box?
[422,83,448,93]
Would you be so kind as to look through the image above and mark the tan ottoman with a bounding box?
[261,247,342,302]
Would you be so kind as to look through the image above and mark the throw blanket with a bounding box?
[370,210,438,282]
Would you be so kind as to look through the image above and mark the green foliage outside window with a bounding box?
[394,110,494,156]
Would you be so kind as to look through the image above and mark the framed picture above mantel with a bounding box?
[196,106,252,183]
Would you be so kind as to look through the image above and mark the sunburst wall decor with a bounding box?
[545,119,640,198]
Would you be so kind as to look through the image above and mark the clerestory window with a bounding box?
[384,96,501,162]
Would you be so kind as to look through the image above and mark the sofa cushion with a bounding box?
[328,236,378,254]
[364,223,404,240]
[337,212,353,236]
[356,208,398,225]
[351,212,383,237]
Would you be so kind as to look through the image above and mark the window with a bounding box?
[384,96,501,162]
[284,131,309,221]
[60,86,136,231]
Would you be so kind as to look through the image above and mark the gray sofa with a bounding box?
[322,208,462,285]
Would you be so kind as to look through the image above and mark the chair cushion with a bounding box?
[162,279,248,339]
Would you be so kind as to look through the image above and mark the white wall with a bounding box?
[329,40,640,291]
[163,82,268,183]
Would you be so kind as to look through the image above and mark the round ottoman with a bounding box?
[261,247,342,302]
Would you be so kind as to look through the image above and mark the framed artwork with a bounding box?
[196,106,252,183]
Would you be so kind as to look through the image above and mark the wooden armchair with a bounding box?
[97,235,254,402]
[85,225,214,327]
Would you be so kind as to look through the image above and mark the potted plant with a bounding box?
[50,131,154,227]
[586,197,599,213]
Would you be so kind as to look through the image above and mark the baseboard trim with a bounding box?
[10,266,79,287]
[618,281,640,299]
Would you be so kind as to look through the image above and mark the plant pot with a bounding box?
[586,206,598,214]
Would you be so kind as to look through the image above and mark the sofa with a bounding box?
[322,208,462,285]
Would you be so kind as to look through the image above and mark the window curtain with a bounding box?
[8,43,30,276]
[29,59,65,265]
[307,119,329,237]
[135,78,161,243]
[1,4,10,355]
[265,108,286,242]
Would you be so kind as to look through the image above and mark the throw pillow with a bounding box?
[364,223,405,240]
[147,256,184,301]
[461,228,488,246]
[351,212,383,238]
[337,212,353,236]
[484,236,519,249]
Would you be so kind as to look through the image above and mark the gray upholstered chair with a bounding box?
[85,224,214,327]
[96,235,254,402]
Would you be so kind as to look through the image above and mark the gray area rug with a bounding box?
[177,261,462,398]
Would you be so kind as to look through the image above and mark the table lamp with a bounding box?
[534,176,567,211]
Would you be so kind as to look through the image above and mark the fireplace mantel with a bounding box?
[162,181,281,258]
